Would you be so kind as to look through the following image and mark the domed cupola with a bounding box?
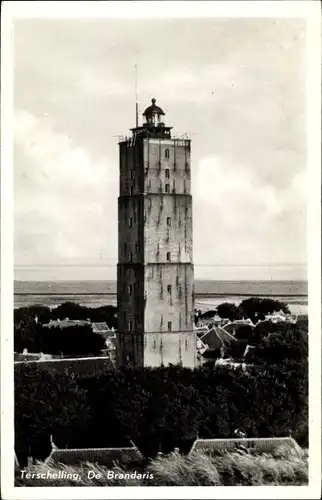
[142,98,165,127]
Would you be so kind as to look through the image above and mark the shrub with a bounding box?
[15,451,308,486]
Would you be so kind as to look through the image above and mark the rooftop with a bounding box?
[189,437,302,456]
[142,98,165,117]
[45,445,143,467]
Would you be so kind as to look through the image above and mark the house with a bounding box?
[196,327,236,366]
[194,325,209,338]
[197,310,217,326]
[243,344,255,359]
[14,355,115,374]
[92,322,116,340]
[215,358,249,371]
[200,327,235,351]
[265,313,287,323]
[14,350,42,362]
[188,437,302,457]
[285,314,297,324]
[45,438,143,467]
[14,349,56,362]
[196,336,207,352]
[197,311,230,328]
[43,319,91,329]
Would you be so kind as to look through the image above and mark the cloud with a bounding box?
[13,18,307,280]
[14,109,118,266]
[193,155,307,267]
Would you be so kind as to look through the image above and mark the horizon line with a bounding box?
[14,263,307,269]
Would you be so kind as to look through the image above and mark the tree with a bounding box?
[246,323,308,366]
[15,364,92,465]
[239,298,290,324]
[234,325,254,342]
[14,305,51,325]
[217,302,241,321]
[200,309,217,320]
[51,302,89,321]
[15,322,308,463]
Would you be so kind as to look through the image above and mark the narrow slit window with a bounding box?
[129,252,133,262]
[128,320,132,331]
[130,186,133,195]
[128,284,132,295]
[124,242,127,254]
[165,149,170,159]
[130,170,133,179]
[167,321,172,332]
[167,285,172,295]
[129,217,133,227]
[166,252,171,262]
[165,184,170,193]
[167,217,171,227]
[165,168,170,178]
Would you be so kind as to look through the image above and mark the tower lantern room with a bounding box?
[131,98,172,139]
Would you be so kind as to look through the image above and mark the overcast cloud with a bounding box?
[14,18,307,280]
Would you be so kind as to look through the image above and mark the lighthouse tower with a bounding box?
[116,98,196,368]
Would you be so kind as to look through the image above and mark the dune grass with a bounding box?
[15,449,308,487]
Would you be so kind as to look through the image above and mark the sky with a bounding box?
[13,17,307,281]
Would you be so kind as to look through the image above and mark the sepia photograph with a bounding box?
[1,1,321,498]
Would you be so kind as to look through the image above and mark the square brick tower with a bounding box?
[116,98,196,368]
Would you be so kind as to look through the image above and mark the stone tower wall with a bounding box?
[117,133,195,368]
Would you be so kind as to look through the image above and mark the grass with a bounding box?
[15,448,308,486]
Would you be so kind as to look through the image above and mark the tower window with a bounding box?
[128,284,132,295]
[165,184,170,193]
[130,170,133,179]
[165,149,170,159]
[167,285,172,295]
[124,242,127,254]
[167,217,171,227]
[129,252,133,262]
[130,186,133,195]
[166,252,171,262]
[128,320,133,331]
[129,217,132,227]
[168,321,172,332]
[165,168,170,179]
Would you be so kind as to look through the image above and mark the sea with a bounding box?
[14,280,308,315]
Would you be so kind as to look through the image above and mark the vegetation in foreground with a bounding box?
[15,449,308,487]
[15,317,308,465]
